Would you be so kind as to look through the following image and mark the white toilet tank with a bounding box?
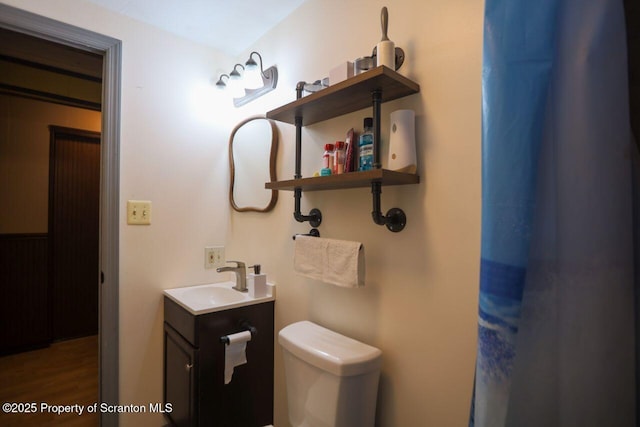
[278,321,382,427]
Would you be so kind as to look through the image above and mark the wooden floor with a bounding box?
[0,335,98,426]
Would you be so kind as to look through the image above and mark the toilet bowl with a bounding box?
[278,321,382,427]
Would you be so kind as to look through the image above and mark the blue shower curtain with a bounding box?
[471,0,636,426]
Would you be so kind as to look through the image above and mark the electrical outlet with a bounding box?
[127,200,152,225]
[205,246,225,269]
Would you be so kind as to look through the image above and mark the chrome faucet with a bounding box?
[216,260,247,292]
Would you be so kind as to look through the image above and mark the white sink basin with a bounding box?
[163,281,275,315]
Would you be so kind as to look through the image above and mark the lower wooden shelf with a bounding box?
[265,169,419,192]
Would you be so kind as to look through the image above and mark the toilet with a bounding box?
[278,321,382,427]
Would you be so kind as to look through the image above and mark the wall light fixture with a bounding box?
[215,51,278,107]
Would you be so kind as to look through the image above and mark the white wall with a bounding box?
[1,1,237,425]
[230,0,483,425]
[2,0,483,425]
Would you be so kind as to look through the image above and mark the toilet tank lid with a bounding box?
[278,321,382,377]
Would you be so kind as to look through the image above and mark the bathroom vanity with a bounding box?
[163,282,274,427]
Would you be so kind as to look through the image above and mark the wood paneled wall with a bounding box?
[625,0,639,144]
[48,127,100,341]
[0,233,50,354]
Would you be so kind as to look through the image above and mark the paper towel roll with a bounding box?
[224,330,252,384]
[376,40,395,69]
[388,109,417,173]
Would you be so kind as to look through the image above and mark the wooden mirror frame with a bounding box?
[229,116,278,212]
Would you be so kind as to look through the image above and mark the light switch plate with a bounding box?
[205,246,225,269]
[127,200,152,225]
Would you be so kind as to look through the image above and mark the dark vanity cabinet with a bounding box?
[163,297,274,427]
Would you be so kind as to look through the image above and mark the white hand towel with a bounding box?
[224,331,252,384]
[294,236,365,287]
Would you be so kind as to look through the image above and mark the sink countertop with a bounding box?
[163,281,275,315]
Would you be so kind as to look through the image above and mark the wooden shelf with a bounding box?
[266,169,419,192]
[266,66,420,126]
[266,66,420,232]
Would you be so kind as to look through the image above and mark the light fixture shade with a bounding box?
[215,74,229,90]
[245,55,258,69]
[214,51,278,107]
[229,64,243,80]
[243,51,264,89]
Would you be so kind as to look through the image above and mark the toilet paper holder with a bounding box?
[219,320,258,345]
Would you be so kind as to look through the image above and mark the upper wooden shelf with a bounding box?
[266,66,420,126]
[266,169,420,192]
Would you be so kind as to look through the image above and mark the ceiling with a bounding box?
[83,0,308,56]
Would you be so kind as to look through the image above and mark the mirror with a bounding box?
[229,116,278,212]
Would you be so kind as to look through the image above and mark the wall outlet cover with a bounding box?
[205,246,225,269]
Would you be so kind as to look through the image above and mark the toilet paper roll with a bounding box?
[388,109,417,173]
[224,330,252,384]
[376,40,395,69]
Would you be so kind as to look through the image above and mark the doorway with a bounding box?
[0,4,121,426]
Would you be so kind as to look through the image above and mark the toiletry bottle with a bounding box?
[345,128,356,172]
[359,117,374,171]
[248,264,268,298]
[334,141,345,174]
[321,143,334,176]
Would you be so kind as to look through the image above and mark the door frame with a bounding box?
[0,4,121,426]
